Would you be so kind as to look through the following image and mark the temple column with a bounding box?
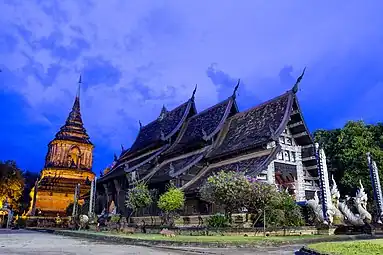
[267,161,275,184]
[295,145,305,201]
[113,179,121,212]
[103,183,109,211]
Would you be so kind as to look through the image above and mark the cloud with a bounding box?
[1,0,383,156]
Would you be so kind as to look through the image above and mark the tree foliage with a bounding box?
[200,171,251,214]
[125,182,153,211]
[157,185,185,227]
[19,170,39,214]
[0,160,25,211]
[157,185,185,213]
[264,191,305,227]
[313,121,383,197]
[200,171,304,226]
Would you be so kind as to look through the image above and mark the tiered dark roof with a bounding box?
[208,92,292,158]
[54,95,92,144]
[166,97,237,154]
[99,73,316,192]
[129,100,196,153]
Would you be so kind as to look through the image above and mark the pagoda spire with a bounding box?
[77,75,82,98]
[53,77,91,144]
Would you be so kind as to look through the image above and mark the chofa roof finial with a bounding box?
[232,79,240,98]
[139,120,142,129]
[292,67,306,94]
[191,84,197,100]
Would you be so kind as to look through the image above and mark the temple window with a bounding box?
[277,152,283,160]
[284,150,290,161]
[291,151,296,162]
[285,137,292,145]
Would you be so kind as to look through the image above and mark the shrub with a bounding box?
[110,215,120,223]
[16,218,26,228]
[200,171,251,216]
[207,213,229,228]
[125,182,153,220]
[157,185,185,226]
[263,191,305,227]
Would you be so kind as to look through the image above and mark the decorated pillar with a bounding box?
[295,145,306,201]
[267,161,275,185]
[72,183,80,217]
[314,143,332,225]
[88,177,97,217]
[367,152,383,224]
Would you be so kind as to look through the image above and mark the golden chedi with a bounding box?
[28,78,95,216]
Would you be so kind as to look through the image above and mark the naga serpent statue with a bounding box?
[337,180,372,226]
[329,176,345,225]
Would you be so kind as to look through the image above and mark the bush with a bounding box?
[16,218,26,228]
[110,215,120,223]
[125,182,153,210]
[207,213,229,228]
[157,186,185,212]
[263,191,305,227]
[157,185,185,226]
[200,171,251,216]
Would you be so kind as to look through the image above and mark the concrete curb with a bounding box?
[26,228,383,250]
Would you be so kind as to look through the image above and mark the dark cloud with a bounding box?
[83,57,122,87]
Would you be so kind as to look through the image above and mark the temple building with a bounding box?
[96,71,319,216]
[28,78,95,216]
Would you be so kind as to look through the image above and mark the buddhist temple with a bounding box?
[96,70,320,216]
[27,77,95,216]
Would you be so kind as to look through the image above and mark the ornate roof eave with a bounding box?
[245,144,281,176]
[169,152,206,178]
[140,146,209,183]
[203,96,238,141]
[290,94,314,144]
[163,99,195,141]
[123,145,169,174]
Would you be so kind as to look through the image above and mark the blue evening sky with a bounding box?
[0,1,382,175]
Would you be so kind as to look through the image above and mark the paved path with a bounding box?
[0,229,301,254]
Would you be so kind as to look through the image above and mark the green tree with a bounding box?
[200,171,251,216]
[264,191,304,227]
[125,182,152,220]
[0,160,25,212]
[19,170,39,215]
[313,121,383,197]
[157,185,185,226]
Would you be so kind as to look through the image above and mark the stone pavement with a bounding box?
[0,229,301,254]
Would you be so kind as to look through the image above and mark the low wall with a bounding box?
[25,216,71,228]
[139,226,322,236]
[130,213,252,228]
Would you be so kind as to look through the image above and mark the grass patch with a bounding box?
[61,230,329,245]
[308,239,383,255]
